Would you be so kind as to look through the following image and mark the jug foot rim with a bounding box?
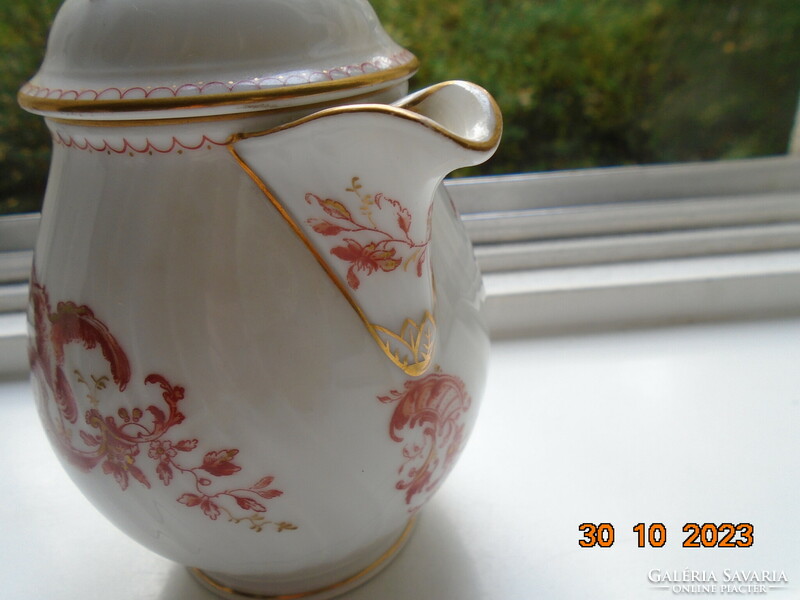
[188,515,417,600]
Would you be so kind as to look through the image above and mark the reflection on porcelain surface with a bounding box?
[20,1,501,597]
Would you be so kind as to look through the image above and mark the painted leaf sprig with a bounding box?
[305,177,430,289]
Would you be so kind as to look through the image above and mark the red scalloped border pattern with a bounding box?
[53,131,229,155]
[22,51,414,102]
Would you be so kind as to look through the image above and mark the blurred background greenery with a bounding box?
[2,0,799,215]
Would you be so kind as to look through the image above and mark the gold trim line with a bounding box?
[45,88,393,128]
[18,59,418,116]
[190,516,416,599]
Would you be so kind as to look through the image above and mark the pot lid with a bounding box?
[18,0,417,120]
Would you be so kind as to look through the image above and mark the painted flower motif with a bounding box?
[101,437,149,491]
[148,439,181,484]
[305,177,430,289]
[331,239,400,289]
[379,372,472,510]
[28,277,295,533]
[148,440,177,462]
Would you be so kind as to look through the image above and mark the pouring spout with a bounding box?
[395,80,503,165]
[230,81,501,376]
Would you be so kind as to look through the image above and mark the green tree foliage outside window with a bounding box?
[0,0,60,215]
[1,0,799,215]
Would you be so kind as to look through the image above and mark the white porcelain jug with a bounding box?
[19,1,501,597]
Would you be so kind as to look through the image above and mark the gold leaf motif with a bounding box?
[371,312,435,377]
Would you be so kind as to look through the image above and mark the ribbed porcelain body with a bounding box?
[21,1,500,597]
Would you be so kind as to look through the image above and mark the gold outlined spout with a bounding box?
[229,81,502,378]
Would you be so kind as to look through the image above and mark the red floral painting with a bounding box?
[29,279,294,533]
[379,372,472,510]
[305,176,431,289]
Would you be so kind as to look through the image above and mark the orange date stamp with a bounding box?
[578,522,754,548]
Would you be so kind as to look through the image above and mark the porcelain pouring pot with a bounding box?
[19,0,501,597]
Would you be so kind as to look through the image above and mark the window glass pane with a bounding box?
[2,0,799,216]
[0,0,59,216]
[372,0,800,175]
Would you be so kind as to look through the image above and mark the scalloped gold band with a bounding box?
[18,59,418,117]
